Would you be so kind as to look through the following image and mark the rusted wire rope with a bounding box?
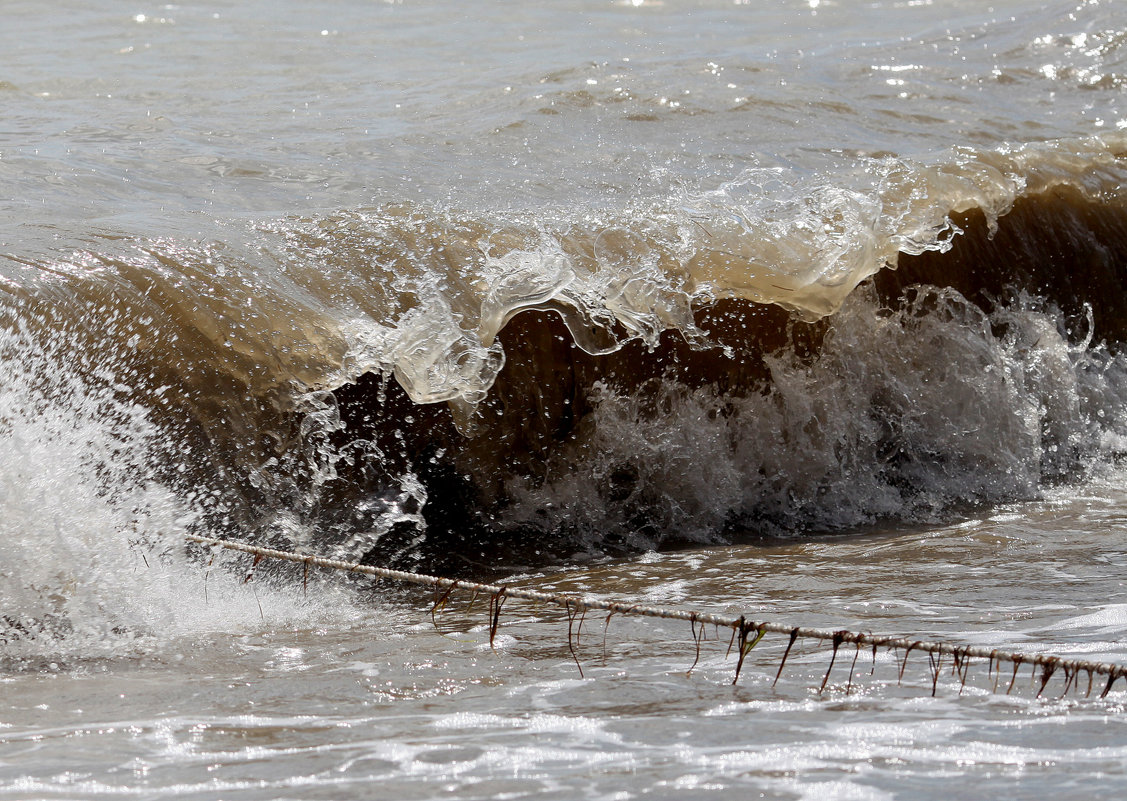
[186,533,1127,695]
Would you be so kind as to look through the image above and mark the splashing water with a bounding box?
[0,321,357,661]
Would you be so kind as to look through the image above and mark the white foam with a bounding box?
[0,322,356,660]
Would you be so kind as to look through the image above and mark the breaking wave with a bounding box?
[3,134,1127,581]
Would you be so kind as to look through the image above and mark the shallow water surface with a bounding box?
[5,478,1127,799]
[4,0,1127,797]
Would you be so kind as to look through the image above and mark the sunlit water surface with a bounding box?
[4,0,1127,797]
[4,473,1127,800]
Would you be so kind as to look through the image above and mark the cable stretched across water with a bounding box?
[186,533,1127,698]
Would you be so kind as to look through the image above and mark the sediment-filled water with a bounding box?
[3,0,1127,797]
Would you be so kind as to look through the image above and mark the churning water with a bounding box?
[3,0,1127,797]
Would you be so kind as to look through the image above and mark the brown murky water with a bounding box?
[4,0,1127,797]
